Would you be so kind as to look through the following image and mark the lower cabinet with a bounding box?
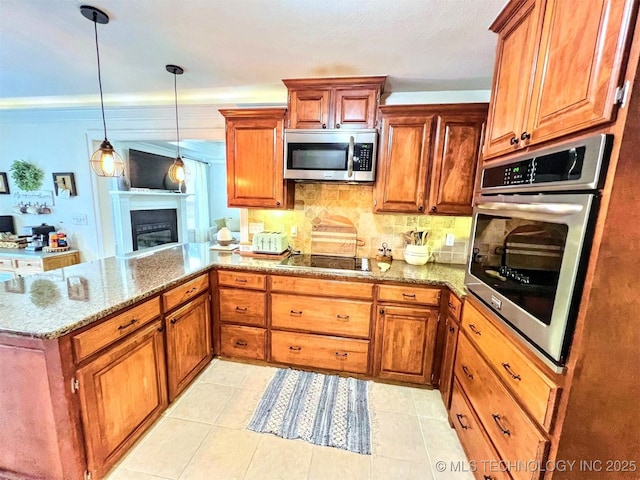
[374,304,439,384]
[165,293,212,401]
[77,320,168,479]
[449,379,512,480]
[439,314,459,408]
[271,330,369,374]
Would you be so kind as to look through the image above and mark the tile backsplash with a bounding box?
[248,184,472,264]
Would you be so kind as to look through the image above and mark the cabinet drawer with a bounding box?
[450,379,512,480]
[220,325,266,360]
[271,330,369,374]
[377,284,441,305]
[446,292,463,321]
[455,334,548,480]
[14,258,43,274]
[462,302,560,430]
[271,275,373,299]
[72,296,161,363]
[218,270,266,290]
[163,274,209,312]
[0,257,15,271]
[219,289,266,327]
[271,293,371,338]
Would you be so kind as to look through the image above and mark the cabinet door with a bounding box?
[222,108,291,209]
[333,88,378,129]
[526,0,635,144]
[428,111,486,215]
[483,0,541,160]
[289,89,331,129]
[78,320,167,479]
[439,315,459,409]
[374,114,435,213]
[166,293,212,401]
[374,305,439,384]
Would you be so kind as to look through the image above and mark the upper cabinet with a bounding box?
[374,104,487,215]
[220,108,293,209]
[484,0,636,160]
[283,76,386,129]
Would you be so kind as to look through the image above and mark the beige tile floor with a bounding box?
[105,359,474,480]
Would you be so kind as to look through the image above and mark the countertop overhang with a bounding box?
[0,244,466,339]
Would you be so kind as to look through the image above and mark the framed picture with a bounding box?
[0,172,9,194]
[52,172,77,197]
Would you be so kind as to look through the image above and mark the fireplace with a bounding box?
[131,209,178,251]
[110,191,191,257]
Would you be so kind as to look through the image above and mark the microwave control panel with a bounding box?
[354,144,374,171]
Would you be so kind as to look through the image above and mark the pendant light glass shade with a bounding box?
[90,139,124,177]
[81,5,124,177]
[166,64,188,185]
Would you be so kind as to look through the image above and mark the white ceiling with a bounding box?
[0,0,507,109]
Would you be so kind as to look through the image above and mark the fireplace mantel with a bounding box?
[110,190,192,257]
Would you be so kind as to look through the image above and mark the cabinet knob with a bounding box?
[276,201,281,206]
[379,308,385,314]
[449,326,455,333]
[430,206,436,212]
[418,205,424,212]
[322,123,327,129]
[336,123,340,129]
[520,131,531,141]
[509,136,519,146]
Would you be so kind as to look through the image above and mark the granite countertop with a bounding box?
[0,247,80,259]
[0,243,467,339]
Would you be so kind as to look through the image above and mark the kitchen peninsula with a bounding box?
[0,243,465,480]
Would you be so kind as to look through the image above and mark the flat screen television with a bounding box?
[128,149,180,190]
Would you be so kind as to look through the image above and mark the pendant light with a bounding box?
[166,64,188,186]
[81,5,124,177]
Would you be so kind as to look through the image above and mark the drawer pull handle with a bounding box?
[334,352,348,358]
[455,413,469,430]
[469,324,482,335]
[289,346,302,351]
[186,287,197,294]
[235,306,248,313]
[235,340,248,347]
[336,314,350,321]
[118,318,137,330]
[501,363,522,381]
[448,302,456,310]
[492,414,511,436]
[234,278,247,283]
[402,293,416,299]
[290,310,303,316]
[462,365,474,380]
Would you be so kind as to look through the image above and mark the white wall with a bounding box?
[0,105,227,261]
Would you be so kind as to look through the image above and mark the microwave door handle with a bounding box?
[347,136,355,178]
[476,202,584,216]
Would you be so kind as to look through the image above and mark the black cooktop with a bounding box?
[278,254,370,272]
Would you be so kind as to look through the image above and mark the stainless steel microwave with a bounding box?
[284,129,378,182]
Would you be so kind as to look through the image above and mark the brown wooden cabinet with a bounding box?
[374,304,439,384]
[219,108,293,209]
[77,320,168,479]
[283,76,386,129]
[439,292,463,409]
[165,293,212,401]
[484,0,635,160]
[374,104,487,215]
[217,270,267,361]
[428,106,487,215]
[374,107,435,213]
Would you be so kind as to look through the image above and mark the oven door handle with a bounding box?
[476,202,584,216]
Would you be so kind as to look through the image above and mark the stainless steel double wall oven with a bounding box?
[465,134,613,371]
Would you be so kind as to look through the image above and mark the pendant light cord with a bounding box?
[173,72,181,159]
[93,13,107,141]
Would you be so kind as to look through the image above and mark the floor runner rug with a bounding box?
[247,368,371,454]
